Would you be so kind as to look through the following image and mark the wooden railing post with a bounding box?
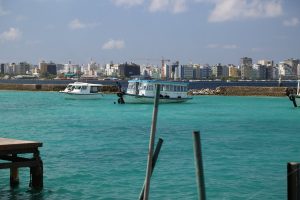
[143,84,160,200]
[193,131,206,200]
[139,138,163,200]
[287,162,300,200]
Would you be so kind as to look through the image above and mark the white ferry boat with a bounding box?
[287,80,300,107]
[59,82,103,100]
[117,79,192,104]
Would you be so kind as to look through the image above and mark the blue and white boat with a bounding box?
[59,82,103,100]
[117,79,192,104]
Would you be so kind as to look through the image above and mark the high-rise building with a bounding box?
[253,64,267,80]
[118,62,140,78]
[161,64,170,80]
[200,64,211,79]
[279,58,300,79]
[257,59,274,80]
[170,61,179,80]
[39,61,57,75]
[212,63,223,79]
[0,64,5,74]
[179,64,193,80]
[240,57,252,66]
[193,64,201,80]
[228,64,239,78]
[240,57,253,80]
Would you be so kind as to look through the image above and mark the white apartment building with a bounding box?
[105,63,119,77]
[63,61,80,74]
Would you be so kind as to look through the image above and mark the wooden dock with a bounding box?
[0,138,43,189]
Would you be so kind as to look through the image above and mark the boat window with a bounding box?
[170,85,174,91]
[162,85,167,91]
[90,86,99,93]
[82,86,87,90]
[75,86,81,89]
[146,84,153,91]
[139,83,144,90]
[128,82,135,90]
[166,85,170,91]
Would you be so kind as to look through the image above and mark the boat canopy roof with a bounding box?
[68,82,103,87]
[128,79,189,86]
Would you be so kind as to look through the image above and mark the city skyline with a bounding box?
[0,0,299,66]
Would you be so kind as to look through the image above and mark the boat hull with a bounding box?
[60,92,103,100]
[122,94,191,104]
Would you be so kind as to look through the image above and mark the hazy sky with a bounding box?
[0,0,299,66]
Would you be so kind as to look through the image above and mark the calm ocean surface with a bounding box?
[0,91,299,199]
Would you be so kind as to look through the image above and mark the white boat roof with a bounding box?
[68,82,103,86]
[128,79,189,86]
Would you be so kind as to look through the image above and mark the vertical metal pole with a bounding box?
[193,131,206,200]
[143,84,160,200]
[297,80,300,95]
[287,162,300,200]
[139,138,164,200]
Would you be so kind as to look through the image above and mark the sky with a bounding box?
[0,0,299,66]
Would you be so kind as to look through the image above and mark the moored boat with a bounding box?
[117,79,192,104]
[59,82,103,100]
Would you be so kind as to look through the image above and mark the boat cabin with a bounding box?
[127,80,189,98]
[65,82,102,94]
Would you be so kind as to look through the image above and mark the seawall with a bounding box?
[217,86,288,96]
[0,83,291,96]
[190,86,289,96]
[0,83,119,93]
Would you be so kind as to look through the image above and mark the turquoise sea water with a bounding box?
[0,91,299,200]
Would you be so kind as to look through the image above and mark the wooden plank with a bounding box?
[0,138,42,151]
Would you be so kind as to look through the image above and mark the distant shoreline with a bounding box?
[0,82,291,96]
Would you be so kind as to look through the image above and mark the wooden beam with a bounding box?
[0,155,34,162]
[0,160,39,169]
